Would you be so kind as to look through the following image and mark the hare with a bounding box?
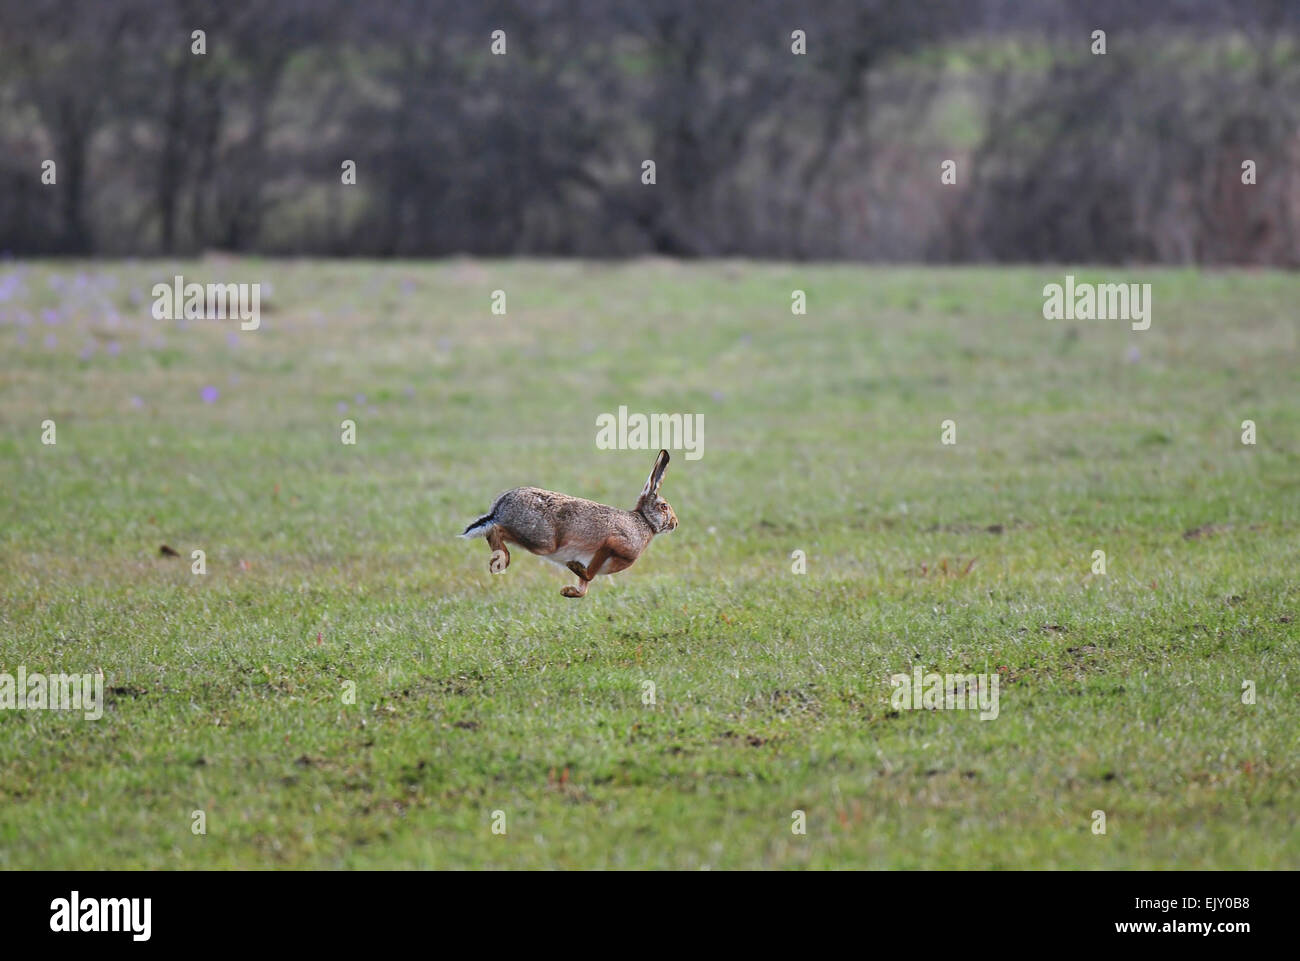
[460,450,677,598]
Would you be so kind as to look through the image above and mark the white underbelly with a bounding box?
[540,545,595,570]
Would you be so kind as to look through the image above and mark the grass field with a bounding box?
[0,258,1296,869]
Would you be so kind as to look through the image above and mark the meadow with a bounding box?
[0,258,1296,868]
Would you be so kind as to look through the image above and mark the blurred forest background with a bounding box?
[1,0,1298,264]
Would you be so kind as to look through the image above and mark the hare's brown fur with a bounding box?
[462,451,677,598]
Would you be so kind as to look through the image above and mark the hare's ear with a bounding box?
[643,449,670,495]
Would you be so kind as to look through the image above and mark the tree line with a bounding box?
[1,0,1297,264]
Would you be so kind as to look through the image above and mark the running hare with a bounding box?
[461,450,677,598]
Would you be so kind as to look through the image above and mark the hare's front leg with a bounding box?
[486,528,510,573]
[562,559,593,597]
[562,547,609,598]
[560,578,588,598]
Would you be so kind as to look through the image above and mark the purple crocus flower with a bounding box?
[200,386,219,404]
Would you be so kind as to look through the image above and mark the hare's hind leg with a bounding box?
[486,527,510,573]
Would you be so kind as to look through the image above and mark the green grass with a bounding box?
[0,259,1297,868]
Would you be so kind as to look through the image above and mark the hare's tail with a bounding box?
[460,510,496,539]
